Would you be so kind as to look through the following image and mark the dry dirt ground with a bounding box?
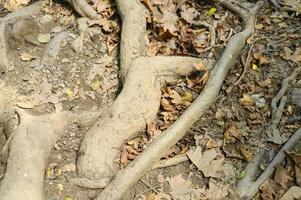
[0,0,301,200]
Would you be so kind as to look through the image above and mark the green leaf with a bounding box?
[208,7,217,16]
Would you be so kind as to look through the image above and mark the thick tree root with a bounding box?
[0,1,42,74]
[0,109,100,200]
[238,127,301,199]
[40,31,67,67]
[96,1,264,199]
[75,56,206,187]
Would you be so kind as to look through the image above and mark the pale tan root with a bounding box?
[0,109,100,200]
[0,1,42,73]
[76,56,206,185]
[96,1,264,199]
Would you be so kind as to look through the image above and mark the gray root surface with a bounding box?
[238,127,301,199]
[96,1,264,199]
[0,1,42,73]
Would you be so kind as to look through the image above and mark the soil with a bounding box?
[0,1,300,200]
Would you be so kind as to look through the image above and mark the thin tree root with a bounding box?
[0,1,42,73]
[238,127,301,199]
[151,154,189,170]
[96,1,264,199]
[267,67,301,143]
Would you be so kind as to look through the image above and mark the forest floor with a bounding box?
[0,0,301,199]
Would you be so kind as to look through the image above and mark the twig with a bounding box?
[151,154,189,170]
[238,127,301,198]
[268,67,301,140]
[271,67,301,118]
[234,44,253,86]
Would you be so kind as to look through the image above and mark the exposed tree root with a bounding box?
[0,0,264,199]
[238,127,301,199]
[267,67,301,144]
[40,31,67,67]
[75,56,206,188]
[0,108,100,200]
[65,0,99,19]
[96,1,264,199]
[0,1,42,74]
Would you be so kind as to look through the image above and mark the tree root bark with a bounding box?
[267,67,301,144]
[238,127,301,199]
[0,1,42,74]
[0,109,100,200]
[0,0,264,199]
[96,1,264,199]
[74,56,206,188]
[40,31,67,68]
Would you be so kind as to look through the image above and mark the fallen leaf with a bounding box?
[20,52,33,61]
[38,33,51,44]
[180,5,199,24]
[208,7,217,16]
[274,164,291,188]
[66,88,74,98]
[154,193,172,200]
[160,98,174,111]
[279,186,301,200]
[4,0,31,11]
[57,183,64,193]
[254,53,269,65]
[187,146,224,177]
[201,179,229,200]
[252,63,258,70]
[239,144,253,162]
[239,94,255,106]
[146,192,156,200]
[90,80,101,91]
[182,91,192,102]
[224,124,243,142]
[282,47,301,63]
[168,174,202,200]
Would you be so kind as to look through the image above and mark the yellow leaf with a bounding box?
[252,64,258,70]
[90,80,100,91]
[182,91,193,102]
[208,7,217,16]
[57,183,64,192]
[65,197,73,200]
[239,94,254,106]
[38,33,51,44]
[66,88,74,97]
